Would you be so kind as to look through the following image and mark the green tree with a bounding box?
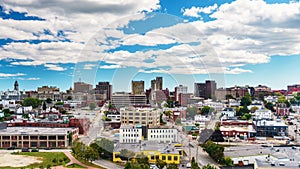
[22,114,29,119]
[135,154,149,166]
[175,118,181,125]
[221,157,233,166]
[108,103,114,109]
[83,146,99,162]
[119,149,135,161]
[191,157,200,169]
[68,132,73,146]
[46,98,52,104]
[22,97,41,108]
[202,164,217,169]
[55,101,64,106]
[203,140,224,163]
[241,113,252,120]
[265,102,275,112]
[42,101,47,111]
[94,138,114,159]
[201,106,214,115]
[166,163,179,169]
[156,159,167,169]
[187,106,198,119]
[89,102,96,110]
[284,100,291,108]
[240,95,252,106]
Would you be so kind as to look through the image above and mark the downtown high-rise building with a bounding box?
[95,82,112,101]
[194,80,216,99]
[131,80,145,95]
[151,77,163,91]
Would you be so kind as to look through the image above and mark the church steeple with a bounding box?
[14,80,19,91]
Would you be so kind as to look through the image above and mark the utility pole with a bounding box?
[196,146,198,162]
[189,139,191,161]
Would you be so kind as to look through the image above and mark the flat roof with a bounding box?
[0,127,76,135]
[114,140,180,155]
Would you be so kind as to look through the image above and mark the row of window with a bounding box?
[1,135,65,140]
[161,155,179,161]
[149,130,175,133]
[122,139,138,143]
[122,134,140,137]
[149,134,175,139]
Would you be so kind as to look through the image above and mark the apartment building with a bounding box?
[120,107,161,126]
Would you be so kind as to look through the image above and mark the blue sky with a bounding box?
[0,0,300,93]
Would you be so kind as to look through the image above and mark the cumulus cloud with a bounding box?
[182,4,218,17]
[1,0,300,76]
[44,64,66,71]
[0,72,25,77]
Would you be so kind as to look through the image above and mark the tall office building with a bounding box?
[151,77,163,91]
[194,80,216,99]
[132,80,144,95]
[95,82,112,101]
[74,82,93,93]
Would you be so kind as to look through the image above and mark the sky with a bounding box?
[0,0,300,93]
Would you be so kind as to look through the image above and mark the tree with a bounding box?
[258,93,265,101]
[191,157,200,169]
[175,118,181,125]
[89,102,96,110]
[55,101,64,106]
[119,149,135,161]
[22,97,41,108]
[202,164,217,169]
[240,95,252,106]
[265,102,275,112]
[186,106,198,119]
[135,154,149,166]
[201,106,214,115]
[166,163,179,169]
[241,113,252,120]
[203,140,224,163]
[83,146,99,162]
[156,159,167,169]
[42,101,47,111]
[250,106,259,113]
[94,138,114,159]
[22,114,29,119]
[108,103,114,109]
[284,100,291,108]
[221,157,233,166]
[46,98,52,104]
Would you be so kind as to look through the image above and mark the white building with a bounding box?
[203,100,224,112]
[254,109,272,120]
[120,107,161,126]
[264,96,278,104]
[119,125,143,143]
[107,114,121,122]
[175,85,188,101]
[222,107,235,119]
[148,127,178,143]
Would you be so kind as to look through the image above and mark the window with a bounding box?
[174,156,178,161]
[168,156,172,161]
[162,156,166,160]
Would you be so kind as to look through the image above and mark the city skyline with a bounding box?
[1,0,300,92]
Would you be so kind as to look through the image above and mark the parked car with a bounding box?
[21,148,30,152]
[31,149,39,152]
[45,147,51,150]
[7,147,15,150]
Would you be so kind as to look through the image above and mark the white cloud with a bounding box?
[44,64,66,71]
[1,0,300,76]
[0,72,25,77]
[27,77,40,80]
[182,4,218,17]
[83,64,98,70]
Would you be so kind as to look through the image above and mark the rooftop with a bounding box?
[0,127,76,135]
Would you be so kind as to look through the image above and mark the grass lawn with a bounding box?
[66,163,86,168]
[75,157,106,169]
[5,152,70,169]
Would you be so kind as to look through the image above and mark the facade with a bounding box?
[148,127,178,143]
[37,86,60,100]
[174,85,187,101]
[254,85,271,98]
[220,120,256,139]
[215,86,249,100]
[253,109,272,120]
[255,120,288,137]
[132,80,144,95]
[73,82,93,93]
[178,93,193,106]
[113,140,181,165]
[151,77,163,91]
[112,92,147,108]
[194,80,216,99]
[120,107,161,126]
[119,125,143,143]
[0,127,78,148]
[95,82,112,101]
[222,107,236,119]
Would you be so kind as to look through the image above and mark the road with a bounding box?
[77,108,105,145]
[94,159,124,169]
